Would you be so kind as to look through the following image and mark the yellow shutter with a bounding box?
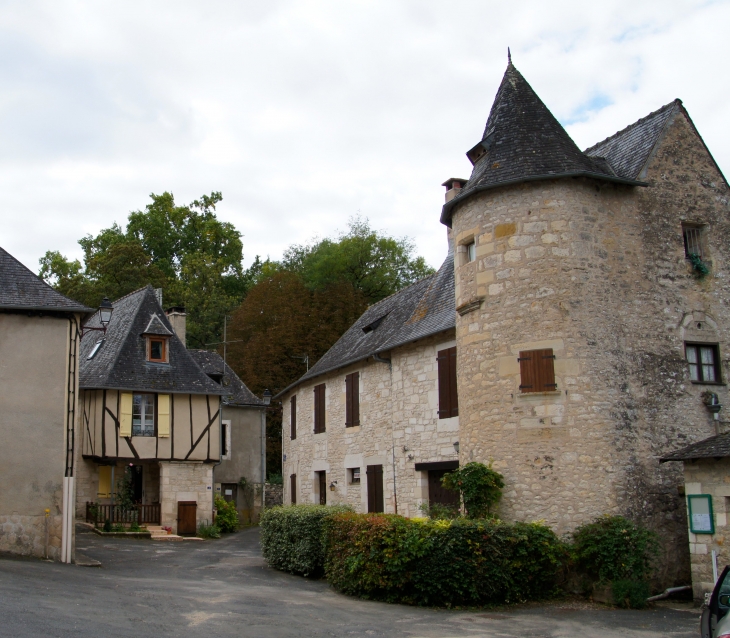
[120,392,133,437]
[98,466,111,498]
[158,394,170,437]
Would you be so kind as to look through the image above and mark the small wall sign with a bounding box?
[688,494,715,534]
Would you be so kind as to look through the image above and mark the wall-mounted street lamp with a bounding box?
[703,392,723,421]
[262,389,272,405]
[80,297,114,338]
[453,441,460,455]
[329,480,338,492]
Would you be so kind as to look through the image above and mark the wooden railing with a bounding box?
[86,502,161,525]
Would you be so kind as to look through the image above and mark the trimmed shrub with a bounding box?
[324,513,567,607]
[441,462,504,519]
[260,504,353,577]
[214,496,239,533]
[612,579,650,609]
[572,515,659,583]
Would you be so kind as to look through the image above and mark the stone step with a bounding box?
[151,534,183,541]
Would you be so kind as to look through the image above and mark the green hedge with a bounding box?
[323,513,567,607]
[259,504,353,577]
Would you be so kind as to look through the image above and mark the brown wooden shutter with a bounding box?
[519,348,556,393]
[290,395,297,440]
[437,347,458,418]
[314,384,326,433]
[290,474,297,504]
[366,464,384,513]
[345,372,360,427]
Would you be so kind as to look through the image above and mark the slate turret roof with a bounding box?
[0,246,92,313]
[440,63,646,226]
[661,432,730,463]
[188,350,265,407]
[275,253,455,398]
[79,285,225,395]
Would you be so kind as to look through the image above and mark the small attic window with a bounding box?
[87,339,105,360]
[362,314,388,334]
[147,337,168,363]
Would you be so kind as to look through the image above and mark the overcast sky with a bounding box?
[1,0,728,275]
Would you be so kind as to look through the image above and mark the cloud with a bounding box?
[0,0,727,277]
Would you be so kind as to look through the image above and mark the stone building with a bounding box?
[443,61,729,587]
[75,286,226,535]
[278,255,458,517]
[0,247,91,562]
[662,433,730,599]
[280,60,730,587]
[188,349,267,522]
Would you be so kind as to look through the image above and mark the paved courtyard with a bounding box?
[0,524,700,638]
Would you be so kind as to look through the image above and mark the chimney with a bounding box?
[166,307,187,348]
[442,177,467,203]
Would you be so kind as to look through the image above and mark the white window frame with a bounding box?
[221,420,232,460]
[132,393,155,436]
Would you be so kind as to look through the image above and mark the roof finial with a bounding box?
[508,47,512,65]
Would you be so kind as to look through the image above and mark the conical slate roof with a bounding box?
[0,246,92,313]
[79,285,225,395]
[441,63,645,225]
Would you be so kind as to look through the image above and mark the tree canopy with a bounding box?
[39,192,254,348]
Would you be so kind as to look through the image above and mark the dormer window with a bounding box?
[147,337,168,363]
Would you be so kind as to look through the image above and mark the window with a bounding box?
[349,467,361,484]
[316,471,327,505]
[683,224,704,259]
[518,349,557,393]
[148,337,167,363]
[466,241,476,263]
[686,343,721,383]
[345,372,360,427]
[290,395,297,440]
[362,314,388,334]
[221,420,231,460]
[313,384,326,433]
[437,347,458,418]
[87,339,105,360]
[290,474,297,504]
[132,394,155,436]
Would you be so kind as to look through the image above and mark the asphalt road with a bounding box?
[0,524,701,638]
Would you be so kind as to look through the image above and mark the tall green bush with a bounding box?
[214,496,239,533]
[260,504,353,577]
[441,462,504,518]
[324,513,566,606]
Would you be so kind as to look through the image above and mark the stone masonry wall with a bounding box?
[0,513,63,560]
[282,330,458,517]
[159,461,214,534]
[681,458,730,600]
[449,110,730,587]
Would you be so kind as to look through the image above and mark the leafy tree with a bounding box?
[282,216,434,303]
[39,191,253,348]
[442,462,505,519]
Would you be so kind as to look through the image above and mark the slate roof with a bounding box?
[79,285,225,395]
[441,63,646,226]
[0,246,92,313]
[661,433,730,462]
[275,253,455,398]
[585,100,680,179]
[188,350,264,407]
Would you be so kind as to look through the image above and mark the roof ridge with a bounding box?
[584,99,680,154]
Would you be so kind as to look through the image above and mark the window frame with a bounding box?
[147,337,168,363]
[132,393,156,437]
[518,348,557,394]
[349,467,361,484]
[685,342,722,384]
[682,223,705,260]
[437,346,459,419]
[290,395,297,440]
[313,384,326,433]
[221,419,232,460]
[345,372,360,427]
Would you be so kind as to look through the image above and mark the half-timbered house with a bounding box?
[75,285,226,535]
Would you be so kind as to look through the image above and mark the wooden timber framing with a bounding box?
[79,389,220,463]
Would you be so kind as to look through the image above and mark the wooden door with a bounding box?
[428,470,459,507]
[366,465,384,513]
[222,483,238,504]
[318,471,327,505]
[177,501,197,535]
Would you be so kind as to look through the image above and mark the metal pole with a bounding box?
[713,549,719,583]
